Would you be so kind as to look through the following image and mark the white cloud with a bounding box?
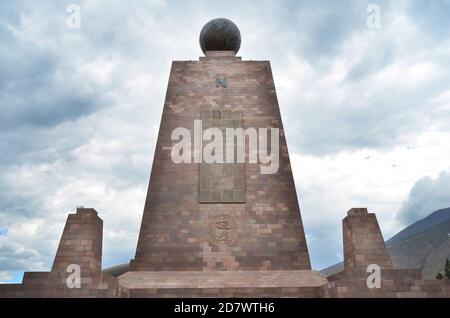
[0,272,13,283]
[396,171,450,225]
[293,128,450,268]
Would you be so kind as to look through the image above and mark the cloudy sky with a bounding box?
[1,0,450,283]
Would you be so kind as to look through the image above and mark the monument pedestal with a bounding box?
[118,270,327,297]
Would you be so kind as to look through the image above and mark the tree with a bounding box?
[436,272,443,280]
[445,258,450,279]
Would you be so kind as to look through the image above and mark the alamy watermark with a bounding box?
[366,264,381,289]
[66,4,81,29]
[171,120,280,174]
[366,4,381,29]
[66,264,81,288]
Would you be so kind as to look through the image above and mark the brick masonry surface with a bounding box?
[52,208,103,276]
[199,109,246,203]
[343,208,393,271]
[130,51,311,271]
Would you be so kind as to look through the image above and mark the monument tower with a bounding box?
[129,18,312,272]
[113,18,331,296]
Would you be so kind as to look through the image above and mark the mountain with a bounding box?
[387,208,450,245]
[320,208,450,279]
[103,263,129,277]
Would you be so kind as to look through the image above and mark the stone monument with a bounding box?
[0,18,449,298]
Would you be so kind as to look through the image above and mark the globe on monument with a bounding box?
[199,18,241,54]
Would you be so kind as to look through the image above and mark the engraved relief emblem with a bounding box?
[215,78,227,88]
[209,215,238,246]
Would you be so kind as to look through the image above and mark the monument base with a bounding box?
[118,270,327,297]
[0,271,122,298]
[322,268,450,298]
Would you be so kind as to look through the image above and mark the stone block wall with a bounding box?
[343,208,393,271]
[52,207,103,277]
[130,52,311,271]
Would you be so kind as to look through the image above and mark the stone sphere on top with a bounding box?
[199,18,241,55]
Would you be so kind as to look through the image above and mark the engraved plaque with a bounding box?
[215,78,228,88]
[209,215,238,246]
[199,109,246,203]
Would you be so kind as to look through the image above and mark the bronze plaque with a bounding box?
[199,109,245,203]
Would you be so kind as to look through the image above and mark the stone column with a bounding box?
[51,207,103,278]
[343,208,393,271]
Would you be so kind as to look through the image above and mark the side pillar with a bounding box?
[51,208,103,278]
[322,208,450,298]
[343,208,393,271]
[0,208,124,297]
